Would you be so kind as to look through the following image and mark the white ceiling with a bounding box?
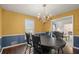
[0,4,79,16]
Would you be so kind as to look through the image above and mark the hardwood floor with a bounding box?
[2,44,27,54]
[63,44,73,54]
[2,43,74,54]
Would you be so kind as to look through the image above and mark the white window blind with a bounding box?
[25,20,34,33]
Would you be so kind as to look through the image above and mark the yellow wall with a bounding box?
[2,8,79,35]
[44,8,79,35]
[43,21,51,32]
[2,9,43,35]
[0,8,2,36]
[35,19,43,32]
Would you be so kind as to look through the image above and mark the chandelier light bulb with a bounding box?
[37,4,52,23]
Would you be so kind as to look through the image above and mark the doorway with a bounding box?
[51,16,73,47]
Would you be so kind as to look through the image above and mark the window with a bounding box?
[25,20,34,33]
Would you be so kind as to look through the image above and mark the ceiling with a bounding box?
[0,4,79,16]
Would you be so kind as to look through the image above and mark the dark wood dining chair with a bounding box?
[52,31,66,54]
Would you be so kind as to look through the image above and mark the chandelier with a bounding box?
[37,4,52,23]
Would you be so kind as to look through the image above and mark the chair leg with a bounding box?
[61,48,64,54]
[58,49,60,54]
[55,49,59,54]
[24,45,28,54]
[55,50,56,54]
[29,46,32,54]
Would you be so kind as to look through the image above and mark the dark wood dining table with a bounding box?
[39,33,66,54]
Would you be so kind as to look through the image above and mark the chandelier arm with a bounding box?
[37,4,51,23]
